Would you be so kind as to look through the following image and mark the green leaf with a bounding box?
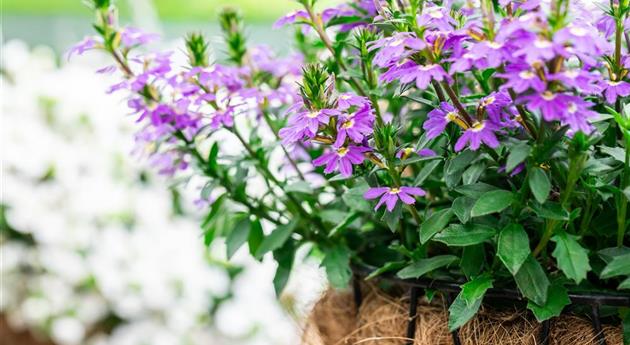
[551,231,591,284]
[461,244,485,279]
[328,212,360,237]
[448,292,482,331]
[272,240,295,296]
[226,216,251,259]
[414,160,441,186]
[530,202,570,220]
[452,196,475,224]
[366,261,406,280]
[254,219,299,259]
[527,284,570,322]
[529,167,551,204]
[514,256,549,306]
[506,143,531,173]
[497,224,530,275]
[601,253,630,279]
[454,183,498,198]
[447,150,478,174]
[462,162,485,185]
[342,183,371,212]
[322,245,352,289]
[248,218,264,257]
[460,275,493,307]
[419,208,454,244]
[471,190,514,217]
[618,277,630,290]
[397,255,458,279]
[433,223,496,247]
[382,203,403,232]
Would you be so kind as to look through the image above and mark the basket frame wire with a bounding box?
[352,269,630,345]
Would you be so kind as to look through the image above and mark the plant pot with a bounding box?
[302,268,629,345]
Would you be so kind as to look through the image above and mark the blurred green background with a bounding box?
[2,0,338,53]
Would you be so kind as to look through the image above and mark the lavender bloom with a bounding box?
[68,36,99,58]
[334,104,375,146]
[454,121,501,151]
[498,66,545,93]
[368,33,426,67]
[312,145,370,177]
[522,91,571,122]
[562,98,598,134]
[120,27,159,47]
[416,6,456,31]
[273,10,309,28]
[387,63,447,90]
[601,80,630,104]
[514,38,558,63]
[423,102,461,139]
[337,93,369,111]
[470,41,510,68]
[479,91,512,123]
[279,105,338,145]
[549,69,602,95]
[364,186,426,212]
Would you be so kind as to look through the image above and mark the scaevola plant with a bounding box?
[76,0,630,337]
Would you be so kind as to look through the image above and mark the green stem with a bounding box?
[617,136,629,246]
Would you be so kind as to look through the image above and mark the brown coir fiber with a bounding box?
[302,285,623,345]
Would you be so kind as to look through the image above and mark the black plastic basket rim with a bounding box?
[352,264,630,307]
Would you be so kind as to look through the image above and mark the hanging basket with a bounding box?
[302,266,630,345]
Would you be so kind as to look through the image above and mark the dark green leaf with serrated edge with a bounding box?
[414,160,441,186]
[601,253,630,279]
[397,255,458,279]
[272,240,294,296]
[226,216,250,259]
[529,167,551,204]
[322,245,352,289]
[461,274,493,307]
[366,261,406,280]
[248,218,264,257]
[506,143,531,173]
[448,292,483,331]
[254,219,299,259]
[551,231,591,284]
[420,208,454,243]
[471,190,514,217]
[454,183,498,198]
[527,283,570,322]
[433,223,496,247]
[530,202,569,220]
[461,244,485,279]
[514,256,549,305]
[452,196,475,224]
[498,224,530,275]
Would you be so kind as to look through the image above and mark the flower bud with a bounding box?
[185,32,210,67]
[218,8,247,65]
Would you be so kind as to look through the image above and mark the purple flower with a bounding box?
[279,104,338,145]
[120,27,159,47]
[273,10,310,28]
[498,66,545,93]
[514,38,558,63]
[601,80,630,104]
[423,102,461,139]
[454,121,501,151]
[337,93,369,111]
[383,63,447,89]
[470,41,510,68]
[368,33,426,67]
[312,145,370,177]
[67,36,99,59]
[549,69,602,95]
[479,91,512,123]
[522,91,571,122]
[364,186,426,212]
[562,98,598,134]
[334,104,375,146]
[416,6,456,31]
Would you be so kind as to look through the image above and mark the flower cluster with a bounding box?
[80,0,630,338]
